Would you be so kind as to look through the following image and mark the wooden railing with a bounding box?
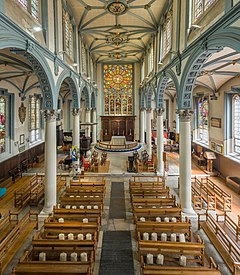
[98,141,138,150]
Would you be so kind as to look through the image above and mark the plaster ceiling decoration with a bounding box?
[68,0,166,63]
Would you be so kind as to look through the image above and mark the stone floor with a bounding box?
[2,149,237,274]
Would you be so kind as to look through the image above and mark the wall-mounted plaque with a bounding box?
[210,117,221,128]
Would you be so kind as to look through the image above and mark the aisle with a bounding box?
[99,181,134,275]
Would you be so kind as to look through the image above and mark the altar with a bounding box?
[110,136,126,146]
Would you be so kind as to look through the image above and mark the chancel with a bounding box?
[0,1,240,274]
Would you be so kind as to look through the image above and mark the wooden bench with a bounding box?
[141,258,221,274]
[130,188,170,199]
[12,249,93,275]
[60,196,104,208]
[136,219,192,242]
[132,176,164,183]
[201,177,232,212]
[133,207,182,222]
[138,238,205,266]
[129,180,165,190]
[64,187,105,196]
[198,212,240,274]
[0,211,38,273]
[191,177,216,210]
[132,196,177,208]
[36,154,44,163]
[14,175,44,208]
[8,167,22,183]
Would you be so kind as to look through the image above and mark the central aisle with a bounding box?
[99,181,134,275]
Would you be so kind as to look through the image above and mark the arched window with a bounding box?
[0,96,6,153]
[29,95,41,143]
[198,96,209,144]
[192,0,217,22]
[63,10,73,58]
[81,43,87,75]
[233,95,240,154]
[18,0,39,21]
[103,64,133,115]
[162,10,172,58]
[148,44,154,73]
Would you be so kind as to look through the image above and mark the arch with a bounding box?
[139,87,146,109]
[156,69,179,110]
[91,90,96,108]
[179,32,240,110]
[145,83,156,109]
[80,85,90,109]
[56,70,80,109]
[0,32,55,109]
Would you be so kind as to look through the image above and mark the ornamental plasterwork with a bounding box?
[176,110,193,121]
[43,110,57,121]
[72,108,80,116]
[157,108,165,116]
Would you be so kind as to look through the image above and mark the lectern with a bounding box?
[203,151,216,172]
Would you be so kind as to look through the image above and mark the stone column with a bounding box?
[92,108,97,144]
[178,110,195,215]
[85,108,91,138]
[156,108,165,175]
[140,107,145,143]
[175,112,180,133]
[146,108,152,159]
[72,108,80,169]
[43,110,57,213]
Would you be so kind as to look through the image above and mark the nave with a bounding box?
[1,152,240,275]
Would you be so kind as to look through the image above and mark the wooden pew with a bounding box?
[132,176,164,183]
[14,175,44,208]
[216,212,240,241]
[136,219,192,241]
[60,196,104,209]
[129,180,165,190]
[191,177,216,210]
[130,187,170,199]
[141,258,221,274]
[8,167,22,183]
[64,187,105,197]
[201,177,232,212]
[138,238,205,266]
[198,212,240,274]
[131,196,177,208]
[12,250,92,275]
[133,207,182,222]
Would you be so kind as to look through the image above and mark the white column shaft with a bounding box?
[146,110,152,159]
[72,112,80,167]
[157,114,164,174]
[85,109,91,137]
[92,109,97,144]
[44,115,56,213]
[179,117,193,213]
[140,110,145,143]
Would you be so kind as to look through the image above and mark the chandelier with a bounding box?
[106,32,129,47]
[106,0,128,15]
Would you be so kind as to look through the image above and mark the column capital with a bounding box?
[43,110,57,121]
[146,108,152,113]
[92,107,97,111]
[140,107,146,112]
[157,108,165,116]
[72,108,80,116]
[177,109,193,121]
[85,107,91,112]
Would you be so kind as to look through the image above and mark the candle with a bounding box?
[60,252,67,262]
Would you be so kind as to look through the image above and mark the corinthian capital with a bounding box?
[43,110,57,121]
[176,109,193,122]
[72,108,80,116]
[157,108,165,116]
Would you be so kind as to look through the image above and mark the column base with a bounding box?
[182,207,197,219]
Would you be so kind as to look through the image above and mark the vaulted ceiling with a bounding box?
[68,0,167,63]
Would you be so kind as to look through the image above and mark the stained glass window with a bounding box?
[29,95,41,143]
[162,11,172,58]
[103,64,133,115]
[233,95,240,154]
[192,0,217,22]
[0,97,6,153]
[198,96,209,143]
[63,10,73,57]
